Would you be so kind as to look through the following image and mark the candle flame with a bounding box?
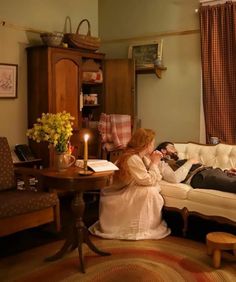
[84,134,89,142]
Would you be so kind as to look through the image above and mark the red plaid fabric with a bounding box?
[98,113,131,151]
[199,2,236,144]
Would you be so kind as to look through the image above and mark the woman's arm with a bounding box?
[127,155,162,186]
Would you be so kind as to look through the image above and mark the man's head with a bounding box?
[156,141,179,160]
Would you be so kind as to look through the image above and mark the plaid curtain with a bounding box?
[199,2,236,144]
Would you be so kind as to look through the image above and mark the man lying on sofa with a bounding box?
[156,142,236,193]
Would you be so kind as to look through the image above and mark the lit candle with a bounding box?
[84,134,89,162]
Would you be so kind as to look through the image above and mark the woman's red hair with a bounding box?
[115,128,155,181]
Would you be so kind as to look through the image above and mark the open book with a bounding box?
[75,159,119,172]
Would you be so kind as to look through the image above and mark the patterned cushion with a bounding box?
[0,190,59,218]
[0,137,15,191]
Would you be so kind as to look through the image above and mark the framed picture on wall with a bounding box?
[128,40,162,70]
[0,63,18,98]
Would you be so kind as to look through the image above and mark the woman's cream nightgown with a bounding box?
[89,154,175,240]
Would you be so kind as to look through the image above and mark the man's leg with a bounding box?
[191,168,236,193]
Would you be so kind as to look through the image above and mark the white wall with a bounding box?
[99,0,202,144]
[0,0,98,148]
[0,0,204,149]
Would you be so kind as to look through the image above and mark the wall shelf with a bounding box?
[154,65,167,78]
[136,65,167,78]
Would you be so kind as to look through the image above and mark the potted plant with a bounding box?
[27,111,75,170]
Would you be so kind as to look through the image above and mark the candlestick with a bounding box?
[78,133,93,175]
[84,134,89,170]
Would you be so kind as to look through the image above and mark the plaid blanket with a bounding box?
[98,113,131,152]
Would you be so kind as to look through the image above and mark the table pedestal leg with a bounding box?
[45,191,110,273]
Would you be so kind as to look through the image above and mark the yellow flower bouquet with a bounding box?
[27,111,75,153]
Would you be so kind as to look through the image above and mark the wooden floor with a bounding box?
[1,194,235,258]
[1,234,236,282]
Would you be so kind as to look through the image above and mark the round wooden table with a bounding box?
[41,167,114,273]
[206,232,236,268]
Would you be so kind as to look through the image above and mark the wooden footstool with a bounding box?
[206,232,236,268]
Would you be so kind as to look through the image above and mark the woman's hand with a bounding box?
[150,150,163,164]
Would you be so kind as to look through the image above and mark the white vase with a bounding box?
[55,152,75,171]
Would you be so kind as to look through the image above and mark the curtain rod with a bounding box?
[196,0,235,12]
[200,0,236,4]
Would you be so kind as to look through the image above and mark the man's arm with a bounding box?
[158,160,193,183]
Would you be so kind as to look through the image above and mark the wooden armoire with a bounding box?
[27,46,136,167]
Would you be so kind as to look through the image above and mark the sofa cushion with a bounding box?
[160,180,191,199]
[187,188,236,210]
[186,143,217,167]
[0,190,59,218]
[175,142,236,170]
[214,144,236,169]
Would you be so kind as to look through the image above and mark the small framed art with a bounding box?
[128,40,161,70]
[0,63,18,98]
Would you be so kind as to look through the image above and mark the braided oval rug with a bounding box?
[1,236,235,282]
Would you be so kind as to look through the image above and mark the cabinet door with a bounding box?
[51,52,82,129]
[104,59,136,116]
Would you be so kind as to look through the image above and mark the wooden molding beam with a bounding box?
[1,19,200,44]
[0,19,46,34]
[102,29,200,44]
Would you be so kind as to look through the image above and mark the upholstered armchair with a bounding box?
[0,137,60,237]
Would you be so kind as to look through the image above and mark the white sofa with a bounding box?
[160,142,236,235]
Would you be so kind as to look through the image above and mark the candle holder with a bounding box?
[78,160,93,175]
[84,160,88,171]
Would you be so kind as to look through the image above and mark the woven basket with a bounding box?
[40,32,63,47]
[64,19,100,51]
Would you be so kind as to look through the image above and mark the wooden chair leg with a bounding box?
[213,249,221,268]
[207,244,213,256]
